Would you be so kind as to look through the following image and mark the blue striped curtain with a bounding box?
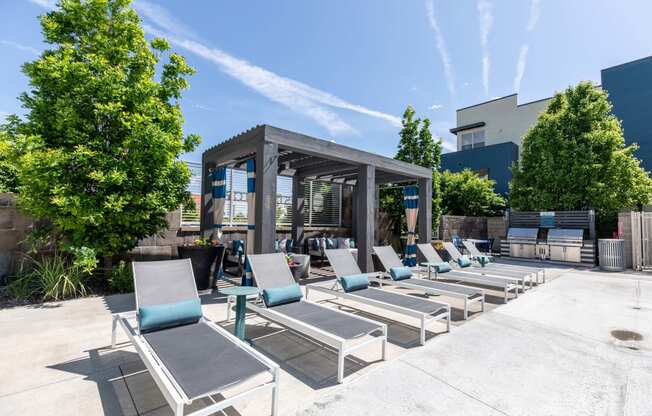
[211,167,227,240]
[403,185,418,267]
[244,159,256,285]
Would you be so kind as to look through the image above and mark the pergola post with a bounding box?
[356,164,375,272]
[255,141,278,253]
[418,177,432,244]
[291,176,305,253]
[200,160,216,237]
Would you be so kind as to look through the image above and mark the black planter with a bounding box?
[178,246,221,290]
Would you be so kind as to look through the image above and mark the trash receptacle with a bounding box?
[598,239,625,272]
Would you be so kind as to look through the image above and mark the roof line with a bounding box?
[601,55,652,73]
[456,94,517,112]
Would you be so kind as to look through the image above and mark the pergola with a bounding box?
[201,125,433,272]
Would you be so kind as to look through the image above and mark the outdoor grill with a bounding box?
[547,228,583,262]
[507,227,538,258]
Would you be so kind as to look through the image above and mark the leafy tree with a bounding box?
[380,106,443,237]
[6,0,200,256]
[440,169,505,216]
[510,82,651,217]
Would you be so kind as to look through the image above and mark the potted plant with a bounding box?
[178,237,223,290]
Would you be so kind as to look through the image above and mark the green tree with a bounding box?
[440,169,505,216]
[6,0,200,256]
[380,106,443,236]
[510,81,651,217]
[0,118,19,193]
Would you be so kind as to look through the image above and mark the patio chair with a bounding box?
[246,253,387,384]
[110,259,279,416]
[443,242,535,289]
[462,240,546,284]
[371,246,485,318]
[304,249,450,345]
[415,244,520,303]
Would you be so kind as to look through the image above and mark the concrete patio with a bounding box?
[1,264,650,415]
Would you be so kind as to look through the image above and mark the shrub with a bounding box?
[440,169,505,216]
[108,261,133,294]
[8,251,89,301]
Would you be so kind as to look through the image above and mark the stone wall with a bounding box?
[0,193,32,281]
[487,216,508,252]
[439,215,488,241]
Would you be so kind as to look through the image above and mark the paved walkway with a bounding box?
[1,266,650,415]
[295,270,652,416]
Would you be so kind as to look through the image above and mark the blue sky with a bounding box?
[1,0,651,161]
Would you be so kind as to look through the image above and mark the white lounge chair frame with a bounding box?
[247,253,387,384]
[367,246,485,319]
[462,240,546,284]
[415,244,520,302]
[443,242,532,290]
[111,260,280,416]
[305,250,450,345]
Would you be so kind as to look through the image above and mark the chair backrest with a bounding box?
[416,243,444,264]
[325,249,361,277]
[443,242,464,261]
[372,246,403,271]
[247,253,295,290]
[132,259,199,310]
[462,240,481,257]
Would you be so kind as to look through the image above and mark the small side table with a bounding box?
[221,286,260,341]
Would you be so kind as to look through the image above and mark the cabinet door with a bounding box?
[550,246,564,261]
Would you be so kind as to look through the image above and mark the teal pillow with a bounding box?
[478,255,491,266]
[263,283,303,307]
[340,274,369,292]
[326,238,334,249]
[433,262,452,273]
[139,298,202,333]
[457,255,472,268]
[389,266,413,281]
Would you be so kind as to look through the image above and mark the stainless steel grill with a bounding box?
[547,228,583,262]
[507,228,538,258]
[507,228,538,243]
[546,228,583,246]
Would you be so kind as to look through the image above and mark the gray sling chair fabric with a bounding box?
[461,240,546,283]
[414,244,519,302]
[370,246,484,319]
[303,249,450,345]
[246,253,388,383]
[112,259,280,416]
[442,242,533,288]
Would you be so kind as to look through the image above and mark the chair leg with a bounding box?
[464,299,468,320]
[420,315,426,345]
[337,346,345,383]
[111,315,118,348]
[271,367,280,416]
[446,307,451,332]
[381,326,388,360]
[226,296,233,321]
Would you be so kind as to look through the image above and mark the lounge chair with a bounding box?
[414,244,520,302]
[305,249,450,345]
[462,240,546,284]
[371,245,485,316]
[443,242,534,289]
[246,253,387,384]
[111,259,279,416]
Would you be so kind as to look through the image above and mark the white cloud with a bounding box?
[513,44,529,93]
[132,1,198,40]
[27,0,55,9]
[0,40,40,56]
[429,120,456,152]
[137,2,401,136]
[429,104,443,111]
[477,0,493,97]
[527,0,541,32]
[425,0,455,96]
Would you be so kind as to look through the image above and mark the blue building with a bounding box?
[601,56,652,171]
[441,56,652,196]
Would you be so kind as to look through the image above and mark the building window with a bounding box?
[459,129,485,150]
